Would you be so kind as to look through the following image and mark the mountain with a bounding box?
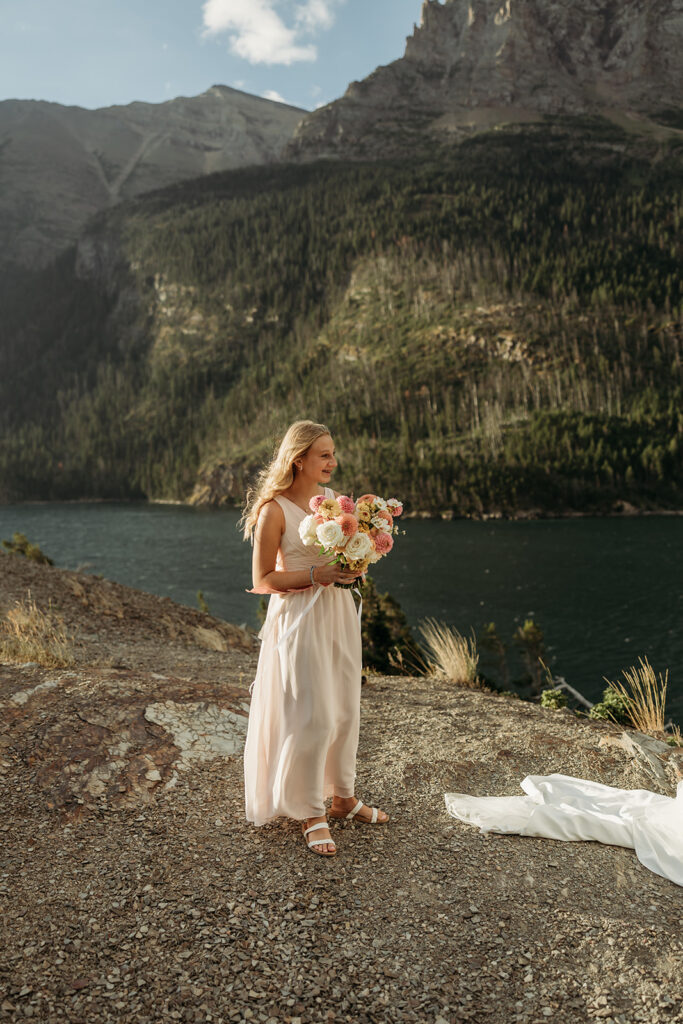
[2,3,683,513]
[0,86,305,270]
[288,0,683,160]
[1,127,682,513]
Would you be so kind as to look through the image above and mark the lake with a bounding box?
[1,502,681,719]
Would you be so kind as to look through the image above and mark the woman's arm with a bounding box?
[252,500,360,591]
[252,501,308,592]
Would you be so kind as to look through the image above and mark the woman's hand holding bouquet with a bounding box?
[299,492,403,589]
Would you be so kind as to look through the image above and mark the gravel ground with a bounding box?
[1,556,682,1024]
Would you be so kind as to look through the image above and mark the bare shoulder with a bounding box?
[257,498,285,533]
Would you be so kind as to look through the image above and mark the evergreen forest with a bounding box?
[1,118,682,516]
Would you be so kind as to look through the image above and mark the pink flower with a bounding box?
[309,494,326,513]
[338,495,355,514]
[373,531,394,555]
[387,499,403,517]
[375,509,393,528]
[356,493,376,506]
[335,513,359,538]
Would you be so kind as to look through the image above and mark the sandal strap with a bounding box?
[371,806,378,823]
[346,799,364,820]
[304,821,330,836]
[307,837,336,848]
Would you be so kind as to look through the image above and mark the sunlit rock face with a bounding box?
[288,0,683,159]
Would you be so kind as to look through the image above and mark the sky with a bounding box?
[0,0,424,112]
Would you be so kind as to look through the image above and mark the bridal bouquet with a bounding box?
[298,492,403,588]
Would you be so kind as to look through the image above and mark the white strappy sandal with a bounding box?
[329,799,389,823]
[301,820,337,856]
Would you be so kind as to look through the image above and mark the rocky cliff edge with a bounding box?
[1,554,681,1023]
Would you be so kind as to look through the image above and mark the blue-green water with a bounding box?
[1,502,681,718]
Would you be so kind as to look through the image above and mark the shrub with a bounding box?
[1,532,53,565]
[540,688,568,710]
[514,619,546,694]
[256,597,269,628]
[596,657,669,736]
[418,618,481,688]
[589,687,632,724]
[0,591,74,668]
[478,622,509,689]
[359,576,423,674]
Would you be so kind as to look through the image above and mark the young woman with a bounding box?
[240,420,389,856]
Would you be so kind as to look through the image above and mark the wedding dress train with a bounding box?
[444,774,683,887]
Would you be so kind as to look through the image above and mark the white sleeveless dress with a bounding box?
[244,487,363,826]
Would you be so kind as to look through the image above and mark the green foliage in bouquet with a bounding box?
[1,532,53,565]
[357,575,423,675]
[540,688,568,710]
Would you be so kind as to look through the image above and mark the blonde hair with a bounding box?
[240,420,332,542]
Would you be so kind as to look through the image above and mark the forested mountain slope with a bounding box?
[0,121,681,515]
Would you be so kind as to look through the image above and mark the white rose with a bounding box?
[371,514,392,532]
[344,531,373,560]
[316,519,345,549]
[299,514,319,546]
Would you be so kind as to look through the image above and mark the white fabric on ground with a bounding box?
[444,773,683,887]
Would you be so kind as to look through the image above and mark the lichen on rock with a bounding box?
[144,699,249,768]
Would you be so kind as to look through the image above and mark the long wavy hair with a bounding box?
[240,420,332,542]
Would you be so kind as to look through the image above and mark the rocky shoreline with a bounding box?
[1,555,681,1024]
[407,506,683,522]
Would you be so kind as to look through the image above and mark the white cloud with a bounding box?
[262,89,289,104]
[295,0,336,31]
[202,0,342,66]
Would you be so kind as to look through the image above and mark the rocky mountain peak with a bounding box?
[288,0,683,159]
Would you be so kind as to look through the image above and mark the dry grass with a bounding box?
[0,590,75,668]
[604,656,668,737]
[418,618,481,688]
[668,724,683,746]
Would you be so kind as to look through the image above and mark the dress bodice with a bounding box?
[273,486,335,573]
